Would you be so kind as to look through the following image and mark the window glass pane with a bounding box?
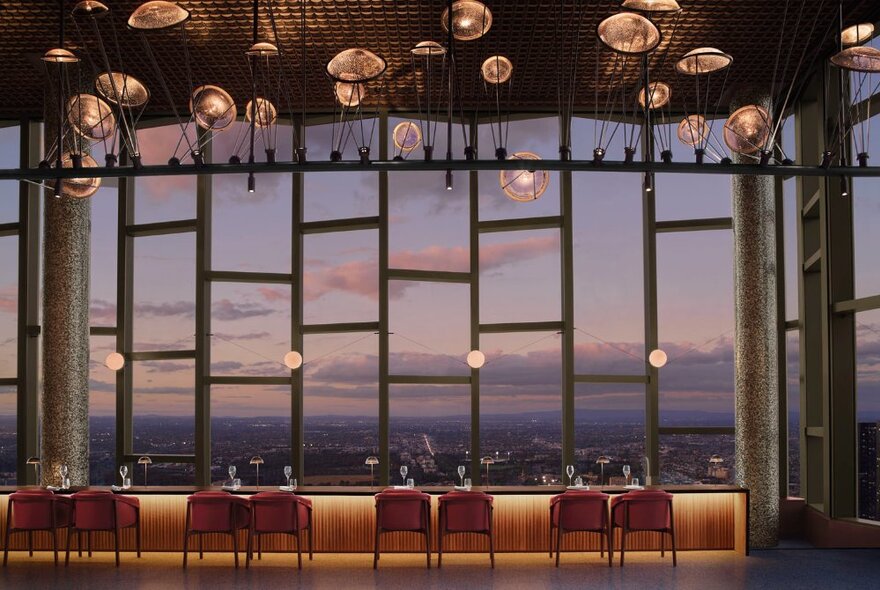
[857,309,880,520]
[304,333,379,485]
[210,282,290,377]
[0,124,20,224]
[90,186,117,327]
[573,171,644,375]
[303,230,377,324]
[134,126,197,223]
[660,434,735,484]
[575,383,645,486]
[132,233,195,350]
[0,235,17,376]
[786,330,800,497]
[0,385,14,485]
[657,231,734,425]
[479,229,560,324]
[210,385,291,486]
[142,463,195,486]
[89,336,116,485]
[132,359,195,455]
[390,384,470,486]
[854,178,880,298]
[480,332,561,485]
[389,281,470,376]
[783,177,798,321]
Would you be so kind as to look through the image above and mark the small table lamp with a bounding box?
[138,456,152,487]
[26,456,41,485]
[480,456,495,487]
[250,456,265,488]
[365,456,379,488]
[596,455,611,486]
[708,454,724,479]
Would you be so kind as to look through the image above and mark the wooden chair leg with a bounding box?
[308,524,313,560]
[65,528,73,566]
[114,526,121,567]
[296,530,303,570]
[3,500,12,567]
[77,531,82,558]
[661,530,665,557]
[198,533,203,559]
[600,529,605,558]
[424,530,430,569]
[232,530,239,569]
[607,527,613,567]
[489,530,495,569]
[437,530,443,568]
[136,519,142,558]
[372,526,380,570]
[87,531,92,558]
[246,529,252,569]
[27,530,33,557]
[548,521,553,558]
[182,531,189,568]
[258,533,262,560]
[671,529,677,567]
[53,528,59,566]
[620,528,627,567]
[555,527,563,567]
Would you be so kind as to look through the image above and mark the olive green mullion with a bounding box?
[116,150,135,481]
[292,121,305,484]
[774,174,789,499]
[16,119,40,485]
[561,170,575,479]
[194,132,212,487]
[642,121,660,484]
[469,116,481,484]
[379,111,390,486]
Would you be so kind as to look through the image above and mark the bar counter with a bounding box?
[0,485,749,555]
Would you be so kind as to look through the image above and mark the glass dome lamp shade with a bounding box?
[245,98,278,129]
[128,1,190,31]
[830,46,880,73]
[500,152,550,202]
[441,1,492,41]
[638,81,671,109]
[481,55,513,84]
[466,350,486,369]
[393,121,422,152]
[42,48,80,63]
[411,40,447,57]
[105,352,125,371]
[723,105,772,155]
[841,23,874,46]
[675,47,733,75]
[621,0,681,12]
[245,41,279,58]
[67,94,115,141]
[597,12,661,56]
[95,72,150,108]
[648,349,668,368]
[326,48,387,83]
[335,81,366,107]
[284,351,303,370]
[365,456,379,466]
[677,115,708,147]
[58,153,101,198]
[190,85,237,132]
[72,1,110,17]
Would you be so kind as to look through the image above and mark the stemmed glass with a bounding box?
[59,464,69,489]
[399,465,408,486]
[457,465,466,487]
[623,464,631,485]
[228,465,237,487]
[566,464,575,486]
[119,465,128,487]
[284,465,292,489]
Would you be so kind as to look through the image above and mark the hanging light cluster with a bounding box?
[326,48,387,163]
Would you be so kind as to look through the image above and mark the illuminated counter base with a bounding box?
[0,487,748,555]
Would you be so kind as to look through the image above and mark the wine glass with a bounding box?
[457,465,466,487]
[228,465,237,486]
[59,464,69,488]
[399,465,408,486]
[119,465,128,486]
[623,464,631,484]
[284,465,292,489]
[566,464,575,486]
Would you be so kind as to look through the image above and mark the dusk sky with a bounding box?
[2,112,880,432]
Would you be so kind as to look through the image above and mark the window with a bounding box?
[856,309,880,521]
[303,230,378,324]
[660,433,735,484]
[132,359,196,457]
[89,335,116,485]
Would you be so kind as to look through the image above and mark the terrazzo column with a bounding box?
[731,92,779,547]
[40,148,91,487]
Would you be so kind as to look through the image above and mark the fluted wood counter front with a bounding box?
[0,485,749,556]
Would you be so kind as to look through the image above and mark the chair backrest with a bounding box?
[375,490,430,532]
[10,490,70,530]
[250,492,310,533]
[187,491,250,532]
[552,491,609,531]
[617,490,673,530]
[72,490,118,530]
[439,491,493,532]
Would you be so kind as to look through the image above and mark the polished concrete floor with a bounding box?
[1,548,877,589]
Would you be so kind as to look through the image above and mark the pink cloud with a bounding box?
[0,285,16,314]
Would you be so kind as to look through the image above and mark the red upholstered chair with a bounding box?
[610,490,676,566]
[65,490,140,567]
[246,491,313,570]
[373,489,432,569]
[183,491,250,568]
[3,489,73,566]
[437,491,494,568]
[549,490,611,567]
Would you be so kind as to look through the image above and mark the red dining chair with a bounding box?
[183,491,250,568]
[438,490,494,568]
[610,490,676,566]
[549,490,611,567]
[246,491,313,570]
[3,489,73,566]
[65,490,140,567]
[373,489,432,569]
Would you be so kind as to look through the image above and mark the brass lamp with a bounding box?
[250,456,265,488]
[480,456,495,487]
[596,456,611,486]
[138,456,152,487]
[26,457,41,484]
[365,456,379,488]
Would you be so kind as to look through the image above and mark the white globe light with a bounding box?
[284,351,303,370]
[105,352,125,371]
[648,349,668,368]
[466,350,486,369]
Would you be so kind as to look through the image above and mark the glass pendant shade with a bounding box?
[335,81,366,107]
[441,1,492,41]
[500,152,550,202]
[841,23,874,46]
[128,1,190,30]
[246,41,279,57]
[190,85,236,132]
[72,1,109,17]
[677,115,708,146]
[481,55,513,84]
[326,48,387,83]
[675,47,733,75]
[284,351,303,370]
[648,349,668,368]
[638,81,671,109]
[466,350,486,369]
[42,48,79,63]
[597,12,661,55]
[411,40,446,57]
[245,98,278,128]
[67,94,115,141]
[830,46,880,73]
[723,105,772,155]
[621,0,681,12]
[58,153,101,198]
[393,121,422,152]
[104,352,125,371]
[95,72,150,108]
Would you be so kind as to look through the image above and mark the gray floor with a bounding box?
[1,548,878,589]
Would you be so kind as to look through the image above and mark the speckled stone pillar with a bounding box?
[40,179,91,487]
[731,93,779,548]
